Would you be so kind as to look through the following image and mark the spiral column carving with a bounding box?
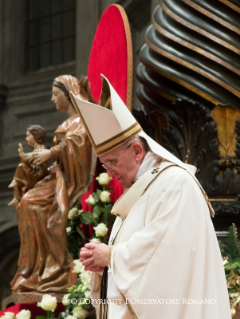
[136,0,240,229]
[137,0,240,112]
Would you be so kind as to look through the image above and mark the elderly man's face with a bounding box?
[99,142,144,188]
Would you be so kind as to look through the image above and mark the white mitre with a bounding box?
[70,74,197,177]
[70,75,142,156]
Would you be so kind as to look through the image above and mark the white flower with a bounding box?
[73,259,84,273]
[65,316,77,319]
[62,294,71,306]
[73,308,88,319]
[90,238,101,244]
[223,259,228,266]
[85,194,96,206]
[81,284,89,292]
[66,227,71,233]
[96,173,112,186]
[37,294,57,312]
[2,313,15,319]
[84,290,91,299]
[80,270,91,286]
[16,310,31,319]
[94,223,108,237]
[78,210,84,216]
[100,191,111,203]
[68,207,79,220]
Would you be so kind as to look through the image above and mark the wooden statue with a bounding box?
[8,125,48,207]
[10,75,95,292]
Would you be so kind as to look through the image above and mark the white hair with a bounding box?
[125,135,149,152]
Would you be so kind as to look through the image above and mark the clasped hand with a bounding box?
[80,243,110,272]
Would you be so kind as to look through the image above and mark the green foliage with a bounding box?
[58,312,68,319]
[225,259,240,271]
[219,224,240,276]
[92,206,101,225]
[103,209,116,226]
[67,214,86,259]
[79,212,94,224]
[228,288,237,293]
[76,225,85,238]
[75,202,81,210]
[219,224,240,313]
[226,226,239,259]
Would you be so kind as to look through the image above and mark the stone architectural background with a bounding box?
[0,0,158,303]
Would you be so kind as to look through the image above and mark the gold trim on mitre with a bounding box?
[96,122,142,156]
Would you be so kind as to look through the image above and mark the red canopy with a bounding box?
[87,4,133,110]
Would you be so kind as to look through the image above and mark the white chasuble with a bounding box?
[91,157,230,319]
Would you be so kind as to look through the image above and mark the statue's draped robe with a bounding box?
[11,115,93,292]
[92,154,230,319]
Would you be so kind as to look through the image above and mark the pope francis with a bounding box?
[70,75,231,319]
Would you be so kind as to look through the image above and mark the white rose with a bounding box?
[81,284,89,292]
[84,290,91,299]
[94,223,108,237]
[100,191,111,203]
[96,173,112,186]
[85,194,96,206]
[73,308,88,319]
[37,294,57,312]
[68,207,79,220]
[62,294,71,306]
[16,310,31,319]
[66,227,71,233]
[65,316,77,319]
[2,313,15,319]
[80,270,91,286]
[73,259,84,273]
[90,238,101,244]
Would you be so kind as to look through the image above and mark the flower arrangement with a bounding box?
[63,172,116,317]
[57,260,92,319]
[66,172,115,258]
[219,223,240,317]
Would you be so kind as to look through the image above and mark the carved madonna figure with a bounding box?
[11,75,95,292]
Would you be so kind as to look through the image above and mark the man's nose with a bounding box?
[106,168,114,177]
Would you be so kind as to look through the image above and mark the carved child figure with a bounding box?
[8,125,48,206]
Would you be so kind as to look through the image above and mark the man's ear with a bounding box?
[132,142,144,161]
